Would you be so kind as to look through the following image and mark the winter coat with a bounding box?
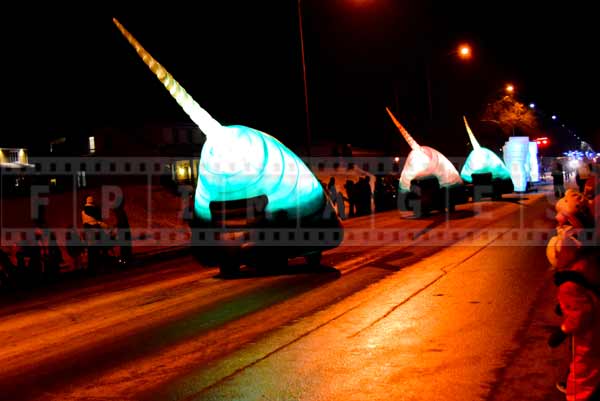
[547,225,584,270]
[556,271,600,401]
[552,246,600,401]
[81,208,108,229]
[548,215,600,400]
[81,206,111,246]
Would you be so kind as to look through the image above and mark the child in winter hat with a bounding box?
[546,189,600,401]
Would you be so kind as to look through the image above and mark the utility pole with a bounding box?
[298,0,312,157]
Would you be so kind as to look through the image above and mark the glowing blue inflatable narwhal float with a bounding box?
[460,116,513,198]
[113,18,342,273]
[460,116,512,182]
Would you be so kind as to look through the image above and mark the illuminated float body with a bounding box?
[460,116,513,199]
[528,141,540,183]
[386,108,466,215]
[113,19,342,274]
[460,116,511,183]
[503,136,531,192]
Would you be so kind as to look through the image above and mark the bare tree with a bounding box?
[483,96,539,136]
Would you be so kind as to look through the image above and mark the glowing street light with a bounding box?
[425,42,473,130]
[552,115,557,120]
[529,103,535,108]
[458,44,472,60]
[505,84,515,94]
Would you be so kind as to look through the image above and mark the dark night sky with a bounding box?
[3,1,599,155]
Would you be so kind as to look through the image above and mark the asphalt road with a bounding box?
[0,190,568,401]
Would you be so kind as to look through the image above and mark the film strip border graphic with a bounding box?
[2,227,596,247]
[0,155,540,175]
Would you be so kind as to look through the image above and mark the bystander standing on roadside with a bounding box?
[546,189,600,400]
[552,162,566,199]
[112,194,132,266]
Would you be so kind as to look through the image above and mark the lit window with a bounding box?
[8,150,19,163]
[89,136,96,154]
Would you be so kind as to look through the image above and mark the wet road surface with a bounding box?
[0,192,566,400]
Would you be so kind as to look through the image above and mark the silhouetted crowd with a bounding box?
[323,174,401,221]
[0,195,132,292]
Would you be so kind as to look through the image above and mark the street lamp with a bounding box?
[425,42,473,131]
[458,44,472,60]
[505,83,514,94]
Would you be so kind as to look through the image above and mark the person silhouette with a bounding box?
[112,194,132,266]
[327,177,337,209]
[552,162,565,199]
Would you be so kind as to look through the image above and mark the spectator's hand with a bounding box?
[548,327,567,348]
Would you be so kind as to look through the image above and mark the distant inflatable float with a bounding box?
[460,116,511,183]
[385,108,463,192]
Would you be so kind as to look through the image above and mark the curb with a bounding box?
[131,245,191,266]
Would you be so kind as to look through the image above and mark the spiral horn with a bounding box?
[463,116,481,151]
[385,107,420,151]
[112,18,223,137]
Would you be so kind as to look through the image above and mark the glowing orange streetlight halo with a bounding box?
[457,43,472,59]
[505,83,515,93]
